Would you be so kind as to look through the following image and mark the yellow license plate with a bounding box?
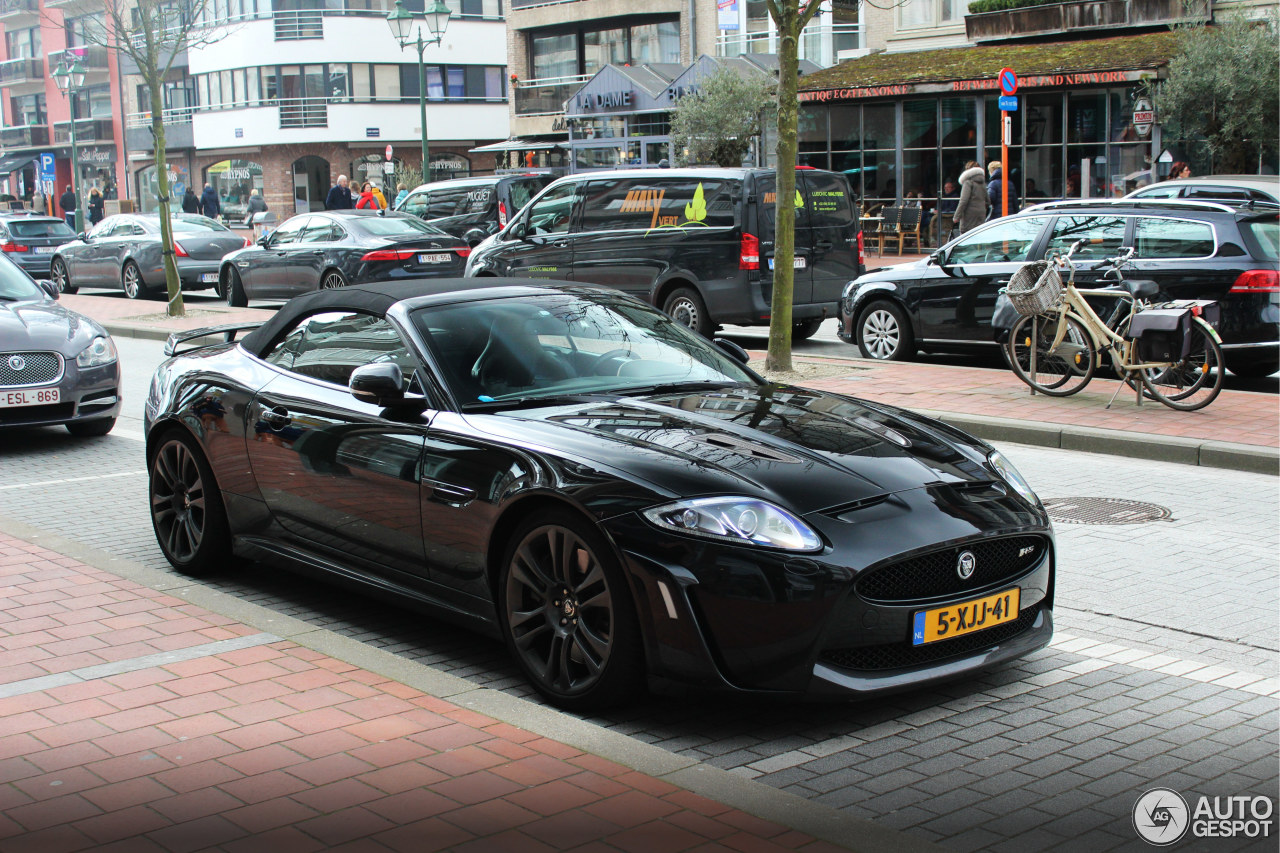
[911,588,1020,646]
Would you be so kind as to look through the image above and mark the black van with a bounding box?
[397,175,553,247]
[464,168,863,337]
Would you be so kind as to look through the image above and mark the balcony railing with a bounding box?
[0,57,43,87]
[514,74,590,116]
[48,46,110,73]
[53,117,115,145]
[0,123,49,148]
[510,0,580,8]
[716,24,863,68]
[126,106,196,129]
[0,0,38,23]
[274,9,324,40]
[279,97,328,128]
[965,0,1210,42]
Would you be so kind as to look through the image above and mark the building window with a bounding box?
[630,21,680,64]
[898,0,962,31]
[204,160,264,221]
[528,18,680,80]
[4,27,41,59]
[10,93,46,126]
[531,33,578,81]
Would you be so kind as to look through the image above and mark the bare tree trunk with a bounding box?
[766,15,799,373]
[148,74,184,317]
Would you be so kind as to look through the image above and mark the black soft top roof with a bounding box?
[238,277,586,357]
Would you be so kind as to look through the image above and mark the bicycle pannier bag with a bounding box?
[1127,308,1191,363]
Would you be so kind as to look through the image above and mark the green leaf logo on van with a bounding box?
[796,189,804,208]
[684,183,708,224]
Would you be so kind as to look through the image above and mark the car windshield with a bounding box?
[0,254,43,301]
[171,216,230,233]
[1241,218,1279,261]
[8,219,75,239]
[353,216,449,239]
[413,292,757,408]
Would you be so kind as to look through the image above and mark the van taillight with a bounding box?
[856,230,865,267]
[740,232,760,270]
[1230,269,1280,293]
[498,201,508,226]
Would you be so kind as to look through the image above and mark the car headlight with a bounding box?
[989,450,1039,506]
[643,496,823,552]
[76,335,118,368]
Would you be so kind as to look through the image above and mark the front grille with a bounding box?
[0,402,75,424]
[0,351,63,387]
[856,535,1047,603]
[820,606,1040,672]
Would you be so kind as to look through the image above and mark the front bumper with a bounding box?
[0,357,122,429]
[605,484,1054,699]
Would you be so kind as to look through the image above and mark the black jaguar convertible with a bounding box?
[144,278,1055,709]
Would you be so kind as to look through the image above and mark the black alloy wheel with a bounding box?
[149,431,230,575]
[224,267,247,307]
[321,269,347,291]
[51,258,76,294]
[122,261,147,300]
[499,511,641,711]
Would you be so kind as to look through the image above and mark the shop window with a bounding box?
[939,98,976,149]
[830,107,859,152]
[1023,146,1061,200]
[204,159,264,222]
[799,106,827,154]
[862,105,894,150]
[1108,144,1148,197]
[984,96,1022,154]
[1067,92,1107,144]
[903,100,936,149]
[1025,94,1063,145]
[903,149,938,200]
[1065,145,1105,198]
[861,150,897,203]
[429,153,470,182]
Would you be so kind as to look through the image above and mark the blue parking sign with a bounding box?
[39,152,56,181]
[998,95,1018,112]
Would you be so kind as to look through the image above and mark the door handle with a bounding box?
[816,241,833,249]
[551,240,569,248]
[994,279,1011,286]
[262,405,292,430]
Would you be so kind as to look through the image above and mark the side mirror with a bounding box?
[928,249,947,266]
[256,235,269,247]
[349,363,428,411]
[713,338,750,365]
[77,232,87,240]
[37,279,58,300]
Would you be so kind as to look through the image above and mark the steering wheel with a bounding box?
[591,348,636,376]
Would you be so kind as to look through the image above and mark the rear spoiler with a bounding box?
[164,323,263,357]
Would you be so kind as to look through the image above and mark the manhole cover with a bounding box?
[1042,497,1173,525]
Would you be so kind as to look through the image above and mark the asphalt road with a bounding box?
[1,335,1275,852]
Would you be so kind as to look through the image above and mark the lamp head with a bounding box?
[386,0,415,45]
[425,0,452,41]
[69,59,86,87]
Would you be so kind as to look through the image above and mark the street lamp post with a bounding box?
[387,0,451,184]
[51,58,87,235]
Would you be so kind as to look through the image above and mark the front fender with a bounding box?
[840,280,903,340]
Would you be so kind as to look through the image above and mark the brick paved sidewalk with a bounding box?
[0,531,857,853]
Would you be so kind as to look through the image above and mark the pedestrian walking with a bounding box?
[31,188,46,215]
[394,182,408,209]
[199,183,221,220]
[246,188,267,215]
[181,186,199,214]
[952,161,988,235]
[355,181,387,210]
[87,187,105,225]
[59,184,77,230]
[325,175,354,210]
[985,160,1020,220]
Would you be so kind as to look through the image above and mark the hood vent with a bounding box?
[685,432,802,464]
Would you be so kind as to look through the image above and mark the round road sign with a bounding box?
[998,67,1018,95]
[385,144,393,161]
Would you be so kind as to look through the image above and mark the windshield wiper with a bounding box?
[619,380,745,397]
[461,393,613,412]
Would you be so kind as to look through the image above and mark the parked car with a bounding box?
[839,199,1280,377]
[145,278,1054,709]
[1125,175,1280,205]
[466,168,864,338]
[50,213,251,299]
[0,254,120,435]
[396,175,553,247]
[219,210,469,307]
[0,213,78,278]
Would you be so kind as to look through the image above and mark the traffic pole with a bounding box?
[1001,111,1009,218]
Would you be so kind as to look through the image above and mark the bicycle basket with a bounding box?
[1006,261,1063,316]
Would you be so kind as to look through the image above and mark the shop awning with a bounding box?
[470,139,564,154]
[798,30,1179,101]
[0,153,37,176]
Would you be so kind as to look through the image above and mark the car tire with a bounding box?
[51,259,76,295]
[1229,360,1279,379]
[148,429,231,576]
[224,267,247,308]
[321,269,347,291]
[793,318,824,341]
[856,300,914,361]
[498,509,643,712]
[66,417,115,437]
[662,287,712,337]
[122,261,148,300]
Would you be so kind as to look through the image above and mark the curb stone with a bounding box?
[0,511,946,853]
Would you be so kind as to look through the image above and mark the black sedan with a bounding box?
[144,279,1054,709]
[0,213,78,278]
[219,210,469,307]
[840,200,1280,376]
[51,213,250,299]
[1,254,120,435]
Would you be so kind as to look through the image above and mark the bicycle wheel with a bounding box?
[1008,313,1096,396]
[1140,320,1225,411]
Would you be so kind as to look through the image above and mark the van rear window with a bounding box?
[579,179,736,232]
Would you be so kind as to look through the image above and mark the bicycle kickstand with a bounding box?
[1105,372,1133,409]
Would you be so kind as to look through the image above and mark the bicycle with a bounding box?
[1003,239,1225,411]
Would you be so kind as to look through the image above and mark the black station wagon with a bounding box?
[839,199,1280,377]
